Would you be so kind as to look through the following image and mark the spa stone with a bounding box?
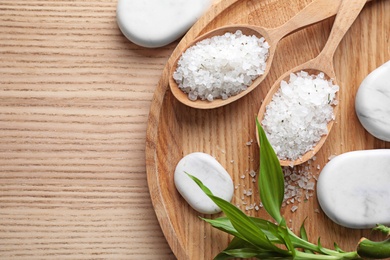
[355,60,390,142]
[174,152,234,214]
[116,0,211,48]
[317,150,390,229]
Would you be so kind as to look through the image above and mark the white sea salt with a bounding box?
[262,71,339,161]
[173,30,269,101]
[282,164,317,207]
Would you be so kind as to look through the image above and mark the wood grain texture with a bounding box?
[0,0,178,259]
[146,0,390,259]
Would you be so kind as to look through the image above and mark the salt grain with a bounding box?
[173,30,269,101]
[262,71,339,161]
[249,170,256,178]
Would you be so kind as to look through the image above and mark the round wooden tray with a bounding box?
[146,0,390,259]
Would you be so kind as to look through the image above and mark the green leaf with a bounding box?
[214,252,233,260]
[333,242,345,253]
[300,219,314,254]
[221,248,265,258]
[214,237,256,260]
[207,194,275,250]
[216,237,291,260]
[299,219,309,242]
[374,224,390,236]
[204,216,282,244]
[256,120,284,223]
[278,218,295,256]
[187,173,286,253]
[249,217,283,242]
[221,248,289,259]
[201,217,240,238]
[317,237,328,255]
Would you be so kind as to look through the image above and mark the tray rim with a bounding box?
[145,0,239,257]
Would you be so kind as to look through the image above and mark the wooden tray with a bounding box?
[146,0,390,259]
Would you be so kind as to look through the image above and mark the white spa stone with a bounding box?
[317,150,390,229]
[174,152,234,214]
[355,60,390,142]
[116,0,211,48]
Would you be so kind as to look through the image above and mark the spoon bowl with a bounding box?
[258,63,338,167]
[168,25,275,109]
[168,0,366,109]
[257,0,367,166]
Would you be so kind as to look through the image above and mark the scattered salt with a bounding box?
[291,205,298,212]
[173,30,270,101]
[282,164,317,208]
[262,71,339,161]
[246,139,253,146]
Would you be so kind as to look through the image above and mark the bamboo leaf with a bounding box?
[374,224,390,236]
[256,120,284,223]
[187,173,285,253]
[205,216,283,244]
[253,218,283,243]
[220,248,264,258]
[207,194,276,251]
[201,217,240,237]
[317,237,329,255]
[216,237,290,260]
[300,219,314,254]
[278,218,295,256]
[333,242,345,253]
[221,248,288,259]
[214,237,255,260]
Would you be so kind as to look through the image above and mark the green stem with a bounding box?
[287,229,339,256]
[286,230,363,259]
[357,237,390,259]
[294,251,360,260]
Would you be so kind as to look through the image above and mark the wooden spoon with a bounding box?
[169,0,369,109]
[257,0,367,167]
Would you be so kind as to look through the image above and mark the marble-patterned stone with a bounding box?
[317,150,390,229]
[116,0,211,48]
[355,60,390,142]
[174,152,233,214]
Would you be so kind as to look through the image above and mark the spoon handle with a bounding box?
[269,0,369,41]
[319,0,367,64]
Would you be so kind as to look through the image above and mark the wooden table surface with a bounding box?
[2,0,389,259]
[0,0,184,258]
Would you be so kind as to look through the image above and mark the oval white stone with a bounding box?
[174,152,234,214]
[355,60,390,141]
[116,0,211,48]
[317,150,390,229]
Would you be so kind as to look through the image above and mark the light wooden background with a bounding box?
[2,0,389,259]
[0,0,182,258]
